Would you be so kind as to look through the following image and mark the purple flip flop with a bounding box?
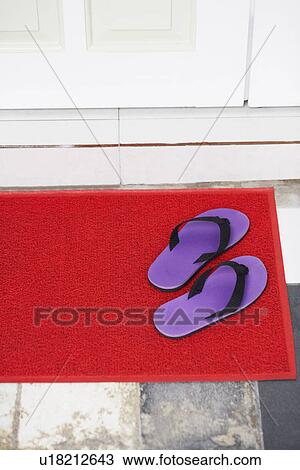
[153,256,267,338]
[148,208,249,291]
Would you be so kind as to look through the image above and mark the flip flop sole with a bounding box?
[148,208,249,291]
[153,256,267,338]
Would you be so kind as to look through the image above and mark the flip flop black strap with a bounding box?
[188,261,249,319]
[169,216,230,264]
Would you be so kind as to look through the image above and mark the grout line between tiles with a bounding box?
[11,384,22,449]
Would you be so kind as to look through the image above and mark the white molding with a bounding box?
[120,106,300,143]
[0,108,118,120]
[1,106,300,145]
[120,106,300,119]
[0,120,118,146]
[0,109,118,146]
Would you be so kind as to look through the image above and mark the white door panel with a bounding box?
[0,0,38,31]
[86,0,196,51]
[0,0,62,50]
[248,0,300,107]
[0,0,250,108]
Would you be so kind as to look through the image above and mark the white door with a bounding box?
[248,0,300,107]
[0,0,250,108]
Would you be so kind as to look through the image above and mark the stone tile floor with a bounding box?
[0,180,299,450]
[0,375,263,450]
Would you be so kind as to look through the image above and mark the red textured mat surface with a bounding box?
[0,188,296,382]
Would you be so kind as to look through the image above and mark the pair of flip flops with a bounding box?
[148,209,268,338]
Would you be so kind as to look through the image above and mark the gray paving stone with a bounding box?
[140,382,263,450]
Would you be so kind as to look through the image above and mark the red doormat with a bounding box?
[0,188,296,382]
